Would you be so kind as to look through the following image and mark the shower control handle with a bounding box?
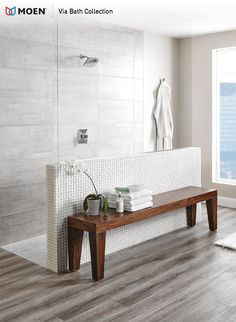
[77,129,88,144]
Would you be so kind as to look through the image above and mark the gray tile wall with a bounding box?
[0,16,57,245]
[0,16,144,245]
[57,18,144,161]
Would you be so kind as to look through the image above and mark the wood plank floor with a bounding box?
[0,206,236,322]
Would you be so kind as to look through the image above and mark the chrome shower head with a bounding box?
[79,55,99,67]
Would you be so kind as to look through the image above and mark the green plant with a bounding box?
[83,194,109,214]
[65,161,109,215]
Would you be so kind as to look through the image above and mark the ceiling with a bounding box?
[20,0,236,38]
[58,0,236,38]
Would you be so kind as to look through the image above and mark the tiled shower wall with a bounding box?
[0,16,57,245]
[0,14,144,245]
[57,17,144,160]
[47,147,201,273]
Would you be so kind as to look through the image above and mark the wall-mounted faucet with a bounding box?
[77,129,88,144]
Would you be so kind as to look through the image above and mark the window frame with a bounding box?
[212,47,236,186]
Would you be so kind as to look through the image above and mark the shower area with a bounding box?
[0,14,144,265]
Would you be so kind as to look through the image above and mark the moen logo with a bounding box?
[5,6,16,16]
[5,7,47,16]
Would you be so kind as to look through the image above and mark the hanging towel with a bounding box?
[153,80,174,150]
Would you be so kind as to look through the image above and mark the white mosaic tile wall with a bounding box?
[47,147,201,273]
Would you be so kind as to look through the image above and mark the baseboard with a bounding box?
[218,196,236,209]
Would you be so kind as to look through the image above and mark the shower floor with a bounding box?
[2,234,47,269]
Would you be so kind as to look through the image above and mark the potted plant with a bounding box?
[65,161,109,216]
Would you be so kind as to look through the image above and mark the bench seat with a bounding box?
[68,186,217,281]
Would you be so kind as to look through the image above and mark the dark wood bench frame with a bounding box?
[68,186,217,281]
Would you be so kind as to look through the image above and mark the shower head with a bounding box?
[79,55,99,67]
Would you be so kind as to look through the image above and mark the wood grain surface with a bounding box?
[68,186,217,232]
[68,186,217,280]
[0,205,235,321]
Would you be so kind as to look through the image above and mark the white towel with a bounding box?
[115,184,146,193]
[109,201,153,212]
[109,189,152,201]
[108,195,152,206]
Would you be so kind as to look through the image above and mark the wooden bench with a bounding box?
[68,186,217,281]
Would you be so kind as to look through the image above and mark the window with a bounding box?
[213,47,236,185]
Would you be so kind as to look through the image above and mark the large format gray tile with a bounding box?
[0,217,45,245]
[0,14,56,245]
[98,100,133,123]
[0,151,57,187]
[0,208,46,231]
[134,123,144,153]
[0,69,53,94]
[58,46,133,78]
[58,20,136,56]
[0,16,143,246]
[134,31,144,57]
[99,76,133,101]
[96,123,134,157]
[58,99,98,125]
[58,72,99,99]
[134,57,144,79]
[0,37,56,71]
[0,97,53,126]
[134,79,144,100]
[0,125,54,154]
[0,16,56,44]
[58,145,98,162]
[134,101,144,123]
[0,183,46,217]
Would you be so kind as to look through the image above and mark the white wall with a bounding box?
[143,32,179,152]
[179,30,236,198]
[178,38,192,147]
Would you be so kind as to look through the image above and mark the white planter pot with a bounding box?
[87,199,101,216]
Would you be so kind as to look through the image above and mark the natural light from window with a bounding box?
[213,47,236,185]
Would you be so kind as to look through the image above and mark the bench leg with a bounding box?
[206,196,217,231]
[186,204,197,227]
[68,226,84,272]
[89,232,106,281]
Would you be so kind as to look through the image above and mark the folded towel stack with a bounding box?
[108,185,153,212]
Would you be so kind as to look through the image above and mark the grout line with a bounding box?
[58,43,143,59]
[142,53,145,153]
[0,123,54,128]
[57,69,143,80]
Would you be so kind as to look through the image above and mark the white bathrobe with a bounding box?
[153,81,174,150]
